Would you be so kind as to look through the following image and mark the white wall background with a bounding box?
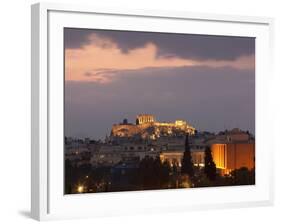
[0,0,280,223]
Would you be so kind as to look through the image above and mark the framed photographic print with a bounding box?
[31,2,274,221]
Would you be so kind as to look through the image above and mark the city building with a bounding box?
[65,147,91,166]
[90,142,160,167]
[211,143,255,175]
[160,151,183,167]
[159,150,205,167]
[208,128,255,175]
[65,119,254,177]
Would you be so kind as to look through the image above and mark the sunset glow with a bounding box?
[65,33,254,83]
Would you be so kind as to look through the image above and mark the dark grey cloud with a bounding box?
[65,66,255,139]
[64,28,255,61]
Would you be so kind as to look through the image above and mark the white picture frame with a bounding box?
[31,2,274,221]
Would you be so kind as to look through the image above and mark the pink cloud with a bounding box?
[65,34,254,83]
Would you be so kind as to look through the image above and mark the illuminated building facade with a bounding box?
[111,114,196,139]
[160,151,183,167]
[159,150,205,167]
[136,114,155,124]
[211,143,255,175]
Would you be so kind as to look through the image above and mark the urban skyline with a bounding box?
[65,114,255,194]
[64,28,255,194]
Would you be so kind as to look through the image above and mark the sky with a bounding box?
[64,28,255,139]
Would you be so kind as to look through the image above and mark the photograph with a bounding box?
[64,28,255,194]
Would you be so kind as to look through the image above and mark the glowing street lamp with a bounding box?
[77,185,84,193]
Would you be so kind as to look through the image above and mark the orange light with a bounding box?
[77,185,84,193]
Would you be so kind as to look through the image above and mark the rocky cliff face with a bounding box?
[111,121,195,140]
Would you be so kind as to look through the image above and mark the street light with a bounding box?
[77,185,84,193]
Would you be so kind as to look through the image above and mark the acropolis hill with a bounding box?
[111,114,196,140]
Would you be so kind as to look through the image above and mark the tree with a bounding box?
[204,146,217,181]
[138,156,172,189]
[64,159,73,194]
[231,167,255,185]
[138,156,155,189]
[153,156,162,187]
[181,134,194,178]
[160,160,171,187]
